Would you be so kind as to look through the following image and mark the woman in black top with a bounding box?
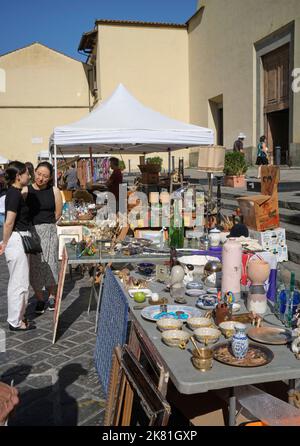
[0,161,35,331]
[26,162,62,314]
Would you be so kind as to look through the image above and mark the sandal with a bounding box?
[9,322,36,332]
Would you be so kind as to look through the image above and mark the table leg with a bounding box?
[288,379,296,405]
[87,266,97,314]
[229,387,236,426]
[94,264,106,333]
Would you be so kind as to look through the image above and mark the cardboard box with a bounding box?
[237,166,280,231]
[237,193,280,231]
[249,228,286,247]
[249,228,288,262]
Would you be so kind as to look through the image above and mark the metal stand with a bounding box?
[216,176,222,225]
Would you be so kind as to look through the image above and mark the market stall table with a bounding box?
[119,277,300,426]
[53,243,171,343]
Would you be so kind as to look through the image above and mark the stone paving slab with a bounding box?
[0,239,104,426]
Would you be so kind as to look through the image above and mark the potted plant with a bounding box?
[223,152,247,187]
[119,160,126,171]
[138,156,163,174]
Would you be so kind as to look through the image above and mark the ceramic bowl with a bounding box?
[194,327,221,344]
[156,318,183,332]
[186,281,204,290]
[187,317,213,330]
[191,348,213,371]
[219,321,237,338]
[137,263,155,276]
[232,303,241,313]
[161,330,190,348]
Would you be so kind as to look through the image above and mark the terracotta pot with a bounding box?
[247,259,270,285]
[223,175,245,188]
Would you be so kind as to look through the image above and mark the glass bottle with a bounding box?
[274,266,285,320]
[284,272,295,328]
[168,199,184,249]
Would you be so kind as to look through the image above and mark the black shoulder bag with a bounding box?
[18,231,42,255]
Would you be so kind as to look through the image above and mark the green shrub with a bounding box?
[224,151,248,176]
[146,156,163,166]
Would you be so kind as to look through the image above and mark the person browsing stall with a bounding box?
[0,161,35,331]
[106,157,123,209]
[26,162,63,314]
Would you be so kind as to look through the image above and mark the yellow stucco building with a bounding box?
[0,0,300,167]
[0,43,91,163]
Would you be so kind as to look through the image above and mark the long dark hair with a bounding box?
[35,161,54,187]
[5,161,27,186]
[25,161,34,180]
[260,135,266,143]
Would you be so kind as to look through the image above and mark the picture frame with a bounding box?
[57,225,83,260]
[58,234,79,260]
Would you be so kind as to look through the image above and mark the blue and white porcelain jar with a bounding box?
[231,323,249,359]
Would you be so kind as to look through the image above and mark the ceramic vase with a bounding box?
[231,323,249,359]
[221,238,242,301]
[246,259,270,315]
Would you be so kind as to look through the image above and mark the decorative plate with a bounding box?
[247,327,292,345]
[186,289,207,297]
[212,343,274,367]
[195,295,218,310]
[141,305,202,322]
[206,288,218,294]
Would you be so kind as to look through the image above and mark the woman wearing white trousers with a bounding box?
[0,161,35,331]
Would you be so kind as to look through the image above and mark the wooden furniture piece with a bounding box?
[104,345,171,426]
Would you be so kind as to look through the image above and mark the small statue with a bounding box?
[170,265,186,303]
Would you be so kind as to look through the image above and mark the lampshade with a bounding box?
[197,145,225,172]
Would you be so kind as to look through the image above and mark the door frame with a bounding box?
[255,22,294,162]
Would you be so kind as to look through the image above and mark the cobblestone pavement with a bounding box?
[0,233,105,426]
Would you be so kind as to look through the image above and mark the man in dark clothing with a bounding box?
[233,133,246,153]
[106,157,123,209]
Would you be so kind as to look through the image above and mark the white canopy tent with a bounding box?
[0,155,9,164]
[49,84,214,185]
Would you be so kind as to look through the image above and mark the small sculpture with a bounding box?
[170,265,186,303]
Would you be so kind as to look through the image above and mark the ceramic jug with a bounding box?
[231,323,249,359]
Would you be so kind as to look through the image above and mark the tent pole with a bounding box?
[168,148,171,175]
[54,144,58,187]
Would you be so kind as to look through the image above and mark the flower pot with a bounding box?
[223,175,245,188]
[138,164,161,174]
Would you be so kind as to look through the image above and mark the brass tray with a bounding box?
[212,343,273,367]
[247,326,292,345]
[231,313,253,324]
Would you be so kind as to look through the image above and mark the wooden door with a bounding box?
[262,43,290,113]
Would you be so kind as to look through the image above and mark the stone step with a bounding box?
[220,189,300,212]
[246,180,300,193]
[280,261,300,289]
[287,240,300,265]
[280,222,300,242]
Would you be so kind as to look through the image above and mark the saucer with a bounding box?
[186,289,206,297]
